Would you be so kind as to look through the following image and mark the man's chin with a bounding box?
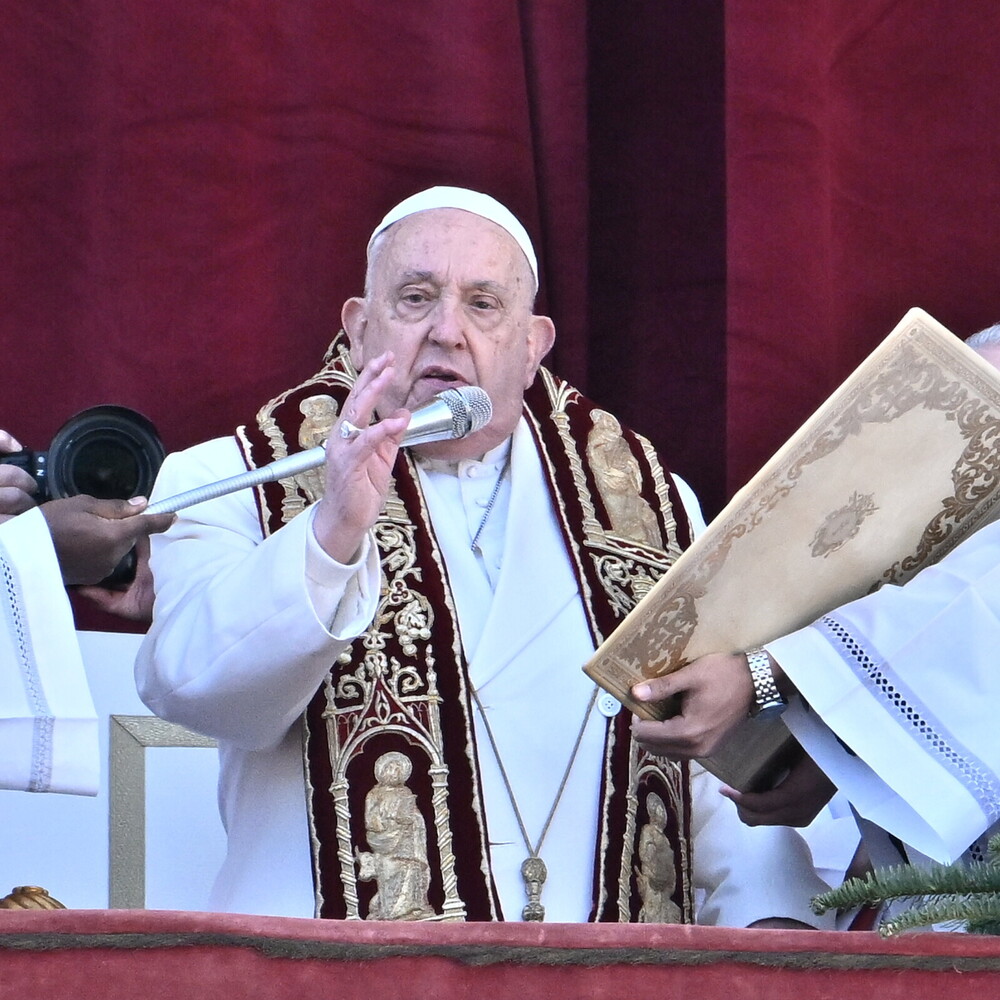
[411,428,493,463]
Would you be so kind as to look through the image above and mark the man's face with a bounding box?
[343,208,555,460]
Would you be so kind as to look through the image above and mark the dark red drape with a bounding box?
[0,4,726,640]
[1,1,565,454]
[726,1,1000,494]
[587,2,726,516]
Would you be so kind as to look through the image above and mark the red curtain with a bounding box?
[587,2,726,516]
[727,1,1000,494]
[1,2,578,454]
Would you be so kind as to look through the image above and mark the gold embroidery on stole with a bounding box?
[535,368,693,923]
[296,394,339,504]
[255,338,357,525]
[636,790,684,923]
[322,510,467,922]
[587,409,662,548]
[357,751,435,920]
[539,370,678,616]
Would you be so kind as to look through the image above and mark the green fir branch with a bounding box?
[813,860,1000,914]
[812,835,1000,936]
[878,892,1000,936]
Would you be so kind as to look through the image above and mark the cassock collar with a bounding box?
[414,436,512,478]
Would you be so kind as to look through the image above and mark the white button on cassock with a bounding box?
[597,692,621,718]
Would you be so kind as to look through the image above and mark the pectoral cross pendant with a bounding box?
[520,856,547,921]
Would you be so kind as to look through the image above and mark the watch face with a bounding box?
[753,702,786,722]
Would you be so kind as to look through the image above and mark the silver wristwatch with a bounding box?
[746,647,786,720]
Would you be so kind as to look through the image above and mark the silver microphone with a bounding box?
[405,384,492,445]
[343,385,492,448]
[144,385,493,515]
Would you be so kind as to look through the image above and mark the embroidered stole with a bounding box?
[238,334,695,922]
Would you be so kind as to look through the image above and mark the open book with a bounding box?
[584,308,1000,790]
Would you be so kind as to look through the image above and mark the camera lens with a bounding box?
[59,438,142,498]
[47,405,165,501]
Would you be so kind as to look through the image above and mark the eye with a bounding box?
[470,295,499,311]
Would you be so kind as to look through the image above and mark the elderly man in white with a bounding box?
[137,187,839,927]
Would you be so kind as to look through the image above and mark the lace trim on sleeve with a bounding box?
[816,613,1000,825]
[0,543,54,792]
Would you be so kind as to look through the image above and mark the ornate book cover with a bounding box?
[584,308,1000,790]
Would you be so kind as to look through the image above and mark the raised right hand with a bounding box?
[311,352,409,563]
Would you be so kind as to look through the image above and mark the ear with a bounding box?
[523,315,556,387]
[342,297,368,370]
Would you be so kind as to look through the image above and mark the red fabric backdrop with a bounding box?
[727,1,1000,494]
[3,2,1000,626]
[0,1,581,454]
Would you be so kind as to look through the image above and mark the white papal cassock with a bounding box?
[770,516,1000,865]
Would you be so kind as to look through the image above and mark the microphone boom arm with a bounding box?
[143,446,326,516]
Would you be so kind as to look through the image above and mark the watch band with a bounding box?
[746,646,785,718]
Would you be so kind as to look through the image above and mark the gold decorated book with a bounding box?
[584,308,1000,790]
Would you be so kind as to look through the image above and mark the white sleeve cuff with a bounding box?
[305,509,381,638]
[670,473,707,538]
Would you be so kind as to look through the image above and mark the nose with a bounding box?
[428,296,468,350]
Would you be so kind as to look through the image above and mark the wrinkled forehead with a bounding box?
[370,209,535,291]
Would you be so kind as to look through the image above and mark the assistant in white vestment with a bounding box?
[0,508,99,796]
[137,430,836,926]
[767,516,1000,865]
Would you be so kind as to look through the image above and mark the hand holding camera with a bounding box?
[0,407,172,621]
[40,494,173,586]
[0,430,39,521]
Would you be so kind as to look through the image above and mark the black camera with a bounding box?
[0,405,166,585]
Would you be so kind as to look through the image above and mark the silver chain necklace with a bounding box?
[470,684,599,920]
[469,451,511,553]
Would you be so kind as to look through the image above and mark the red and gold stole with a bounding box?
[238,334,695,922]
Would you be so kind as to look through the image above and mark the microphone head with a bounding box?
[438,386,493,438]
[400,385,494,448]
